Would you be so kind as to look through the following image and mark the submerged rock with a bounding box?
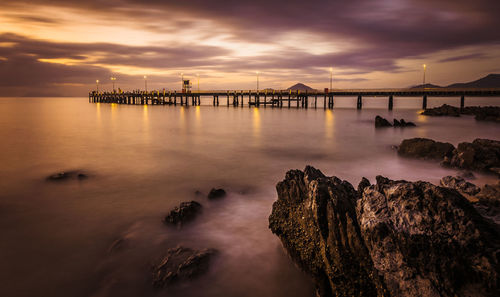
[208,188,226,199]
[269,166,499,297]
[375,116,392,128]
[439,175,480,196]
[397,138,455,160]
[47,170,88,181]
[164,201,202,226]
[152,246,217,288]
[399,119,416,127]
[442,139,500,176]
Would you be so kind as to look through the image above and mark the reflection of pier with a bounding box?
[89,88,500,110]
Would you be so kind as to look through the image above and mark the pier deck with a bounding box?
[89,88,500,110]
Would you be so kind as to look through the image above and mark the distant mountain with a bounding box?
[410,74,500,89]
[447,74,500,88]
[286,83,315,91]
[410,83,442,89]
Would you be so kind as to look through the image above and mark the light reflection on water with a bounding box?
[0,97,499,297]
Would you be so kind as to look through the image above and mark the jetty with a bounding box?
[89,88,500,110]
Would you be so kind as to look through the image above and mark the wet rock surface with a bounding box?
[152,246,217,288]
[269,166,500,297]
[46,170,88,181]
[474,182,500,224]
[440,175,480,195]
[207,188,226,199]
[422,104,500,123]
[442,139,500,176]
[397,138,454,160]
[164,201,202,226]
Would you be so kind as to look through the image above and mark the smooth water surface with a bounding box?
[1,96,499,297]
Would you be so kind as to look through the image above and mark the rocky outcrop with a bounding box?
[422,104,500,123]
[269,166,500,297]
[397,138,454,160]
[442,139,500,176]
[421,104,461,117]
[375,116,392,128]
[439,176,480,196]
[164,201,202,226]
[46,170,88,181]
[208,188,226,199]
[375,116,416,128]
[152,246,217,288]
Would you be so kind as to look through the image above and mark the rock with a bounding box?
[108,238,127,254]
[46,170,88,181]
[269,166,499,297]
[164,201,202,226]
[393,119,401,127]
[375,115,392,128]
[421,104,461,117]
[152,246,217,288]
[400,119,416,127]
[194,190,203,196]
[422,104,500,123]
[442,138,500,175]
[207,188,226,199]
[357,177,371,194]
[474,182,500,225]
[397,138,455,160]
[439,175,480,196]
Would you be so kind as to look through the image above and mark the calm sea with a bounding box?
[0,96,499,297]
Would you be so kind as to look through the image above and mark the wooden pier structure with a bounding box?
[89,88,500,110]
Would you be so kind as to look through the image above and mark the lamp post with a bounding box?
[96,80,99,92]
[110,76,116,92]
[422,64,427,89]
[144,75,147,92]
[196,73,200,93]
[329,67,333,91]
[256,71,260,91]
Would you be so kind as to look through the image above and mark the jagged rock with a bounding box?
[442,139,500,175]
[393,119,401,127]
[208,188,226,199]
[269,166,499,297]
[152,246,217,288]
[440,175,480,196]
[358,177,371,194]
[47,170,88,181]
[375,116,392,128]
[164,201,202,226]
[421,104,461,117]
[397,138,455,160]
[399,119,416,127]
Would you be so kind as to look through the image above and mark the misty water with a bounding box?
[1,96,499,297]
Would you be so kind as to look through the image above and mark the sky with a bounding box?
[1,0,500,96]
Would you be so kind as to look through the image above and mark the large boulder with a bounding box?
[439,175,480,196]
[397,138,455,160]
[422,104,500,123]
[152,246,217,288]
[269,166,499,297]
[164,201,202,226]
[375,116,392,128]
[442,139,500,175]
